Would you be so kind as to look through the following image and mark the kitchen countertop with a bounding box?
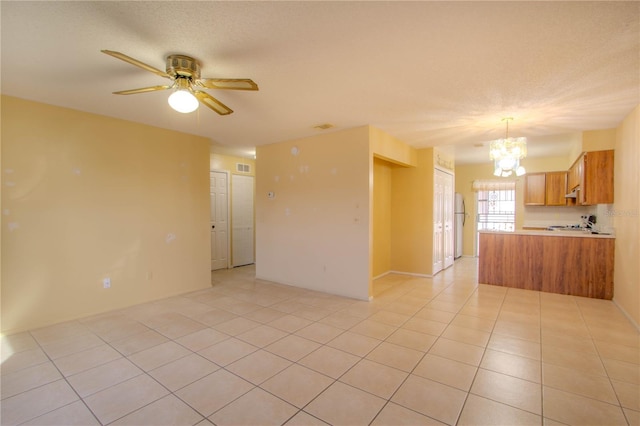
[479,229,615,239]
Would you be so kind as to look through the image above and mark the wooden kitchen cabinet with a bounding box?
[567,158,582,192]
[567,150,614,205]
[524,173,546,205]
[581,150,614,205]
[524,172,567,206]
[479,232,614,299]
[545,171,568,206]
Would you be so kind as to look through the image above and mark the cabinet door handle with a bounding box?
[212,225,215,229]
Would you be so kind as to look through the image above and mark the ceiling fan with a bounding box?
[101,50,258,115]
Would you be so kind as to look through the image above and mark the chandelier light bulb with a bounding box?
[488,118,527,177]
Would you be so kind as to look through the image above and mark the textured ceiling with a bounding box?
[1,1,638,162]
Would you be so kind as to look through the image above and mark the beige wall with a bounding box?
[255,125,420,299]
[613,106,639,327]
[255,127,371,300]
[1,96,211,334]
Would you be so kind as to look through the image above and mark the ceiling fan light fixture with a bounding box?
[168,90,199,113]
[102,50,258,116]
[168,78,199,113]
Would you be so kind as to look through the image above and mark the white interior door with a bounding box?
[433,171,445,274]
[232,175,255,267]
[434,169,455,274]
[442,172,455,269]
[210,171,229,270]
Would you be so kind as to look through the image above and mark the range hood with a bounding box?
[565,187,579,198]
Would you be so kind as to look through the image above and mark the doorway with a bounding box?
[475,187,516,255]
[210,171,230,270]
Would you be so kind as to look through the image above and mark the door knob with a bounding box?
[212,225,215,229]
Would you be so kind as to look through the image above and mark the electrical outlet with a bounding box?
[103,277,111,289]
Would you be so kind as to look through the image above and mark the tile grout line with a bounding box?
[26,326,109,426]
[451,282,508,426]
[573,296,632,425]
[366,274,485,426]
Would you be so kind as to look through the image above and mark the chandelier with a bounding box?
[490,117,527,177]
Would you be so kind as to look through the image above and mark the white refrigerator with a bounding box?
[454,193,465,259]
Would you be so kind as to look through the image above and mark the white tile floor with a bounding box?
[1,258,639,425]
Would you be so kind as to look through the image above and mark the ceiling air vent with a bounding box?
[236,163,251,173]
[313,123,334,130]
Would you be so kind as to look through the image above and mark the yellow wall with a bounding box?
[582,128,616,152]
[369,127,417,167]
[372,158,392,277]
[1,96,211,334]
[390,148,435,275]
[566,129,616,168]
[613,106,639,327]
[255,126,371,300]
[369,127,417,282]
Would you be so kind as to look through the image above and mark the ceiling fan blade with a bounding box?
[112,85,172,95]
[193,90,234,115]
[101,50,171,79]
[195,78,259,91]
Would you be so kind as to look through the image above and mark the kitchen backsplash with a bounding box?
[523,204,611,229]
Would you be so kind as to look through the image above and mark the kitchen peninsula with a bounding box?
[478,230,615,299]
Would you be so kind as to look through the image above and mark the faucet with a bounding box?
[580,215,597,230]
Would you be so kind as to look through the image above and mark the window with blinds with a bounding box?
[473,179,516,233]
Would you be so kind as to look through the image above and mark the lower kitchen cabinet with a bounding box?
[479,231,614,299]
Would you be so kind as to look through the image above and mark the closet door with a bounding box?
[210,171,229,270]
[433,170,445,274]
[232,175,255,267]
[442,171,455,269]
[434,169,455,274]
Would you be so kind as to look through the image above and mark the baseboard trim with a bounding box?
[372,271,392,281]
[388,270,433,278]
[372,270,434,280]
[612,298,640,332]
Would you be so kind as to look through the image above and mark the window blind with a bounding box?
[472,179,516,191]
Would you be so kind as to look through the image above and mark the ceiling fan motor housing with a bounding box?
[166,55,201,80]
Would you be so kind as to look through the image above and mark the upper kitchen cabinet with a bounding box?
[524,173,546,205]
[567,156,583,193]
[567,150,614,206]
[524,172,567,206]
[582,150,614,205]
[545,172,568,206]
